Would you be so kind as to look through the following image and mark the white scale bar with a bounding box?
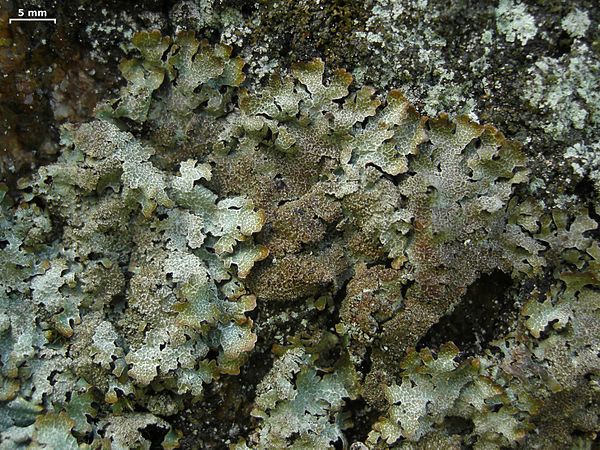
[9,18,56,23]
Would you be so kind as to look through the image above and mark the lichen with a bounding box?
[1,27,599,449]
[244,347,359,448]
[496,0,538,46]
[525,44,600,141]
[561,8,591,39]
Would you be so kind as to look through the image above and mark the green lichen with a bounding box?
[244,347,359,448]
[496,0,538,46]
[1,29,599,449]
[525,44,600,141]
[561,8,591,39]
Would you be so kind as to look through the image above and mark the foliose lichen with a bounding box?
[1,28,599,449]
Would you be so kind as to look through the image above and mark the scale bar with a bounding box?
[9,18,56,23]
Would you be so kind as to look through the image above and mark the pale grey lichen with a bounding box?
[525,44,600,140]
[561,8,591,39]
[244,347,358,449]
[565,141,600,180]
[496,0,538,46]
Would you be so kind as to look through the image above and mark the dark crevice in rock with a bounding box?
[416,270,516,356]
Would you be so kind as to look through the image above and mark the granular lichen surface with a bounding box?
[0,1,599,449]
